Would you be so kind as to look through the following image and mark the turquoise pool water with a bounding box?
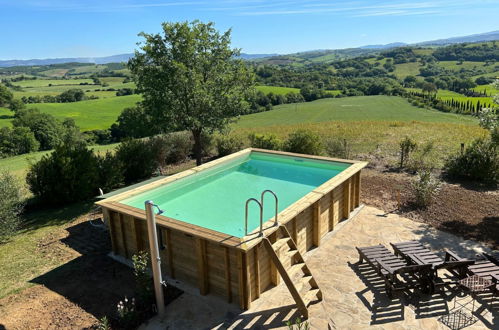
[121,152,350,237]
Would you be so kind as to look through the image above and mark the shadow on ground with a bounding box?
[20,201,96,234]
[30,219,136,321]
[221,304,301,329]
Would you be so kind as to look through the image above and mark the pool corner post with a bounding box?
[145,200,166,317]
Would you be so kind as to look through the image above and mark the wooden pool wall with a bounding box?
[97,148,367,309]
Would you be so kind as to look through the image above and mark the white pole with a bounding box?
[145,200,166,317]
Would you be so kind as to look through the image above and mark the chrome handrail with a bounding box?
[261,189,279,226]
[245,198,263,236]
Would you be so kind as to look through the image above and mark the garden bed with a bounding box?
[361,168,499,249]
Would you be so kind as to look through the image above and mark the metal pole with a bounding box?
[145,200,165,317]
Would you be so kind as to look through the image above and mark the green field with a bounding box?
[231,96,486,167]
[408,88,495,107]
[13,78,94,88]
[234,95,476,128]
[393,62,422,79]
[0,95,140,131]
[30,95,140,130]
[255,85,300,95]
[473,83,499,96]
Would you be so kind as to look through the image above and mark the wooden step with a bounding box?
[303,288,322,306]
[263,225,323,319]
[273,237,291,250]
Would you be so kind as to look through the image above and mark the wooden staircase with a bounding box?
[263,225,323,318]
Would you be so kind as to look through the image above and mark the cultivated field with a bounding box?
[235,95,477,127]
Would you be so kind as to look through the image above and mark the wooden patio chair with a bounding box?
[483,252,499,266]
[390,241,475,284]
[356,244,433,298]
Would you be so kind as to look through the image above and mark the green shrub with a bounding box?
[325,138,349,159]
[26,141,100,204]
[0,172,25,243]
[444,138,498,183]
[115,139,159,184]
[284,130,323,155]
[216,135,244,157]
[248,133,282,150]
[0,126,39,157]
[96,152,124,193]
[165,132,192,164]
[411,169,440,208]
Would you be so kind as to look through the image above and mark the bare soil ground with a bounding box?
[361,168,499,249]
[0,215,137,329]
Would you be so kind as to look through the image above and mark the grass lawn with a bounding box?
[0,201,95,299]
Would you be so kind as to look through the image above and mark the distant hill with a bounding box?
[0,52,276,67]
[239,53,279,60]
[359,42,408,49]
[416,30,499,46]
[0,54,134,67]
[1,30,498,67]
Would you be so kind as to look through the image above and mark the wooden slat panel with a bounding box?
[118,213,129,258]
[106,210,118,254]
[343,178,351,219]
[196,238,208,295]
[313,202,321,247]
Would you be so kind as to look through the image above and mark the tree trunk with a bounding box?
[192,129,203,166]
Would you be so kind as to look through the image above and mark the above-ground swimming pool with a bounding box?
[97,148,367,309]
[120,151,350,237]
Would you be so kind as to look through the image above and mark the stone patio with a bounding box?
[141,206,498,329]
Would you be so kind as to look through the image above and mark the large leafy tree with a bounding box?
[128,21,255,165]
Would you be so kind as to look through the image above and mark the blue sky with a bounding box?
[0,0,498,59]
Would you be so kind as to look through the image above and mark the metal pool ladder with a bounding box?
[244,189,279,236]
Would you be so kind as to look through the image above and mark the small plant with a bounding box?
[117,297,138,327]
[96,316,111,330]
[285,317,310,330]
[248,133,282,150]
[132,251,153,304]
[325,137,349,159]
[407,141,437,172]
[411,169,440,208]
[284,130,323,155]
[399,136,417,169]
[216,135,244,157]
